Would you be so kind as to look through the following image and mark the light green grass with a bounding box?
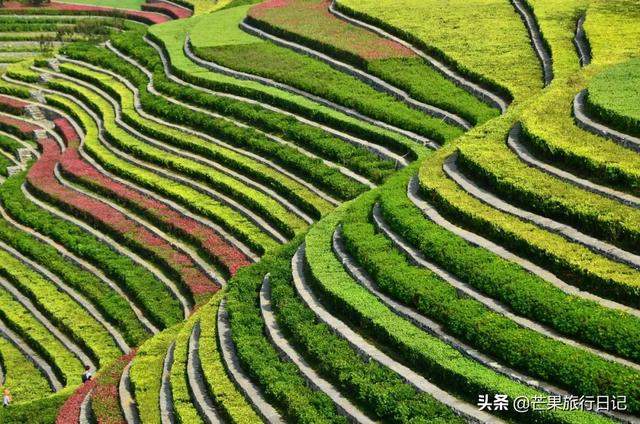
[337,0,541,102]
[0,337,52,404]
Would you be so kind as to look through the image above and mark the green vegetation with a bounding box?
[226,238,347,423]
[0,173,183,329]
[246,0,498,125]
[304,198,615,422]
[419,142,640,308]
[169,316,201,423]
[56,60,335,220]
[0,285,83,387]
[0,336,52,403]
[0,247,122,367]
[130,326,180,424]
[197,295,262,424]
[193,7,462,143]
[587,59,640,137]
[0,212,148,347]
[56,0,145,9]
[336,0,541,102]
[150,11,421,157]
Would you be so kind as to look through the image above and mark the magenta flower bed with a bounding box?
[142,0,192,20]
[27,134,219,298]
[0,95,29,115]
[60,152,251,276]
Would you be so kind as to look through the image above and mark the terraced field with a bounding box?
[0,0,637,423]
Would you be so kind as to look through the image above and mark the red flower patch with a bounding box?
[0,114,38,137]
[0,95,29,115]
[60,150,251,277]
[89,351,136,424]
[27,128,220,300]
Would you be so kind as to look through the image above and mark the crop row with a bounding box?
[169,315,201,422]
[57,60,334,223]
[59,145,251,279]
[198,296,263,424]
[267,242,463,422]
[51,62,311,240]
[0,3,169,26]
[584,57,640,137]
[87,351,136,423]
[419,143,640,308]
[519,82,640,195]
[303,206,616,422]
[88,33,394,193]
[0,193,148,347]
[192,14,461,143]
[0,336,52,403]
[457,139,640,255]
[0,245,122,367]
[376,171,640,362]
[61,40,370,206]
[25,125,216,305]
[0,172,183,329]
[245,0,498,125]
[53,59,330,227]
[226,237,349,423]
[130,325,180,423]
[148,19,421,160]
[358,175,640,407]
[0,284,81,388]
[41,90,278,258]
[108,30,401,184]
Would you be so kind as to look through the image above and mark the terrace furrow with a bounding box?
[292,244,503,423]
[216,300,284,424]
[0,317,62,391]
[573,14,591,67]
[113,42,393,188]
[119,360,141,424]
[23,118,215,309]
[0,226,132,352]
[574,90,640,152]
[41,67,295,244]
[187,322,223,424]
[510,0,553,86]
[55,164,226,289]
[507,124,640,208]
[28,72,277,258]
[406,176,640,317]
[445,153,640,270]
[331,227,566,396]
[371,201,640,371]
[182,35,437,149]
[58,57,330,222]
[329,0,509,112]
[160,342,176,424]
[22,183,192,319]
[13,80,260,265]
[259,275,375,424]
[241,19,471,131]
